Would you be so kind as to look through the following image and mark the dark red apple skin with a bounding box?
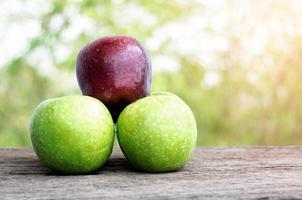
[76,36,152,121]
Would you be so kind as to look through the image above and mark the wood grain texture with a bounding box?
[1,147,302,200]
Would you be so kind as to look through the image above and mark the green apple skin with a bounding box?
[117,92,197,173]
[29,96,114,174]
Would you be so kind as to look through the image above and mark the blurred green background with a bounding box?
[1,0,302,146]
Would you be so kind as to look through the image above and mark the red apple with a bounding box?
[76,36,152,121]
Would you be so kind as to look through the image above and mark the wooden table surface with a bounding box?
[1,147,302,200]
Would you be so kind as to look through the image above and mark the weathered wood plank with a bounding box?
[1,147,302,200]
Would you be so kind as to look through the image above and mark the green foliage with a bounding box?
[1,0,302,146]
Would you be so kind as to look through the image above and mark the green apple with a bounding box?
[29,96,114,174]
[117,92,197,172]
